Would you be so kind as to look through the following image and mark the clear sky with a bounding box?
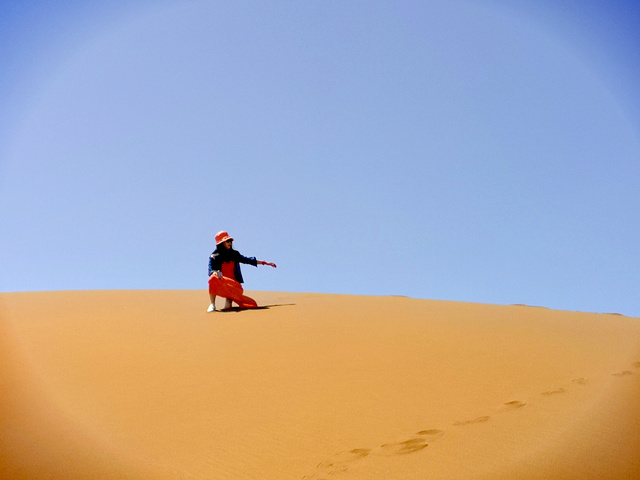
[1,0,639,315]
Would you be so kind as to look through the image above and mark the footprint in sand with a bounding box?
[416,428,445,438]
[453,416,490,426]
[316,448,371,469]
[541,388,566,396]
[572,378,588,386]
[375,437,429,456]
[612,370,634,377]
[500,400,527,412]
[312,429,443,476]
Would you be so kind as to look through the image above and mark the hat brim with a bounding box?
[216,236,234,245]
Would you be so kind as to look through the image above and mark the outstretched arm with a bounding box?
[235,252,276,268]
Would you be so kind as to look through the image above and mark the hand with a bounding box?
[260,261,277,268]
[215,271,223,278]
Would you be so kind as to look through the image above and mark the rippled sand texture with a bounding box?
[2,290,639,479]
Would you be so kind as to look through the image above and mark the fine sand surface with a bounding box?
[1,290,639,480]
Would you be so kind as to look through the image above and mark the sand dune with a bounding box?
[1,290,639,479]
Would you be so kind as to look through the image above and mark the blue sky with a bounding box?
[1,0,639,315]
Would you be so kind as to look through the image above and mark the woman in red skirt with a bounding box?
[207,231,276,312]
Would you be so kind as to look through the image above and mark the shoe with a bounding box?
[207,303,216,313]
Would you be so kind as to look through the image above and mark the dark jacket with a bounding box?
[208,247,257,284]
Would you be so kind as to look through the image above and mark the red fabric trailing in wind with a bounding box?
[208,274,258,309]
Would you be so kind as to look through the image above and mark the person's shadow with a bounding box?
[220,303,295,313]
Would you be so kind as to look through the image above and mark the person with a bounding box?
[207,231,276,312]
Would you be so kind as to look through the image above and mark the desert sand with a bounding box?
[1,290,639,480]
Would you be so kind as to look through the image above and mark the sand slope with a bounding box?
[1,290,639,480]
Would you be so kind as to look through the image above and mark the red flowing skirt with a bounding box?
[208,274,258,309]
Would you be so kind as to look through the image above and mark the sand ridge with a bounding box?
[1,290,639,479]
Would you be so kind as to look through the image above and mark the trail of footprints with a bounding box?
[303,361,639,479]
